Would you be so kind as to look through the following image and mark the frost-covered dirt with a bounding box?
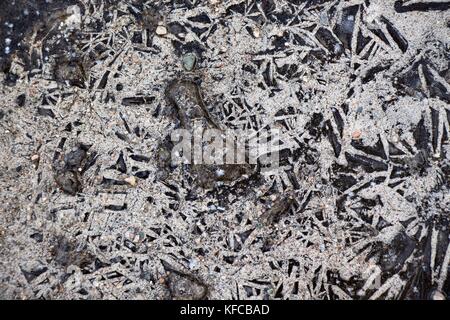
[0,0,449,300]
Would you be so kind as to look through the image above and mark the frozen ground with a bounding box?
[0,0,449,300]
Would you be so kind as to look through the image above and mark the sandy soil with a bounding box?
[0,0,449,300]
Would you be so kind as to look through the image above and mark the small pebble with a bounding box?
[124,176,137,186]
[253,27,261,38]
[431,290,446,300]
[155,25,167,36]
[351,130,362,140]
[31,154,40,161]
[182,53,197,71]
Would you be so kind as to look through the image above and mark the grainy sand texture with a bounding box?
[0,0,449,300]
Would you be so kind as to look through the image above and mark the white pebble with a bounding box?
[124,176,137,186]
[155,25,167,36]
[431,290,446,300]
[253,27,261,38]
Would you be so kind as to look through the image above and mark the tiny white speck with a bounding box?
[188,259,197,269]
